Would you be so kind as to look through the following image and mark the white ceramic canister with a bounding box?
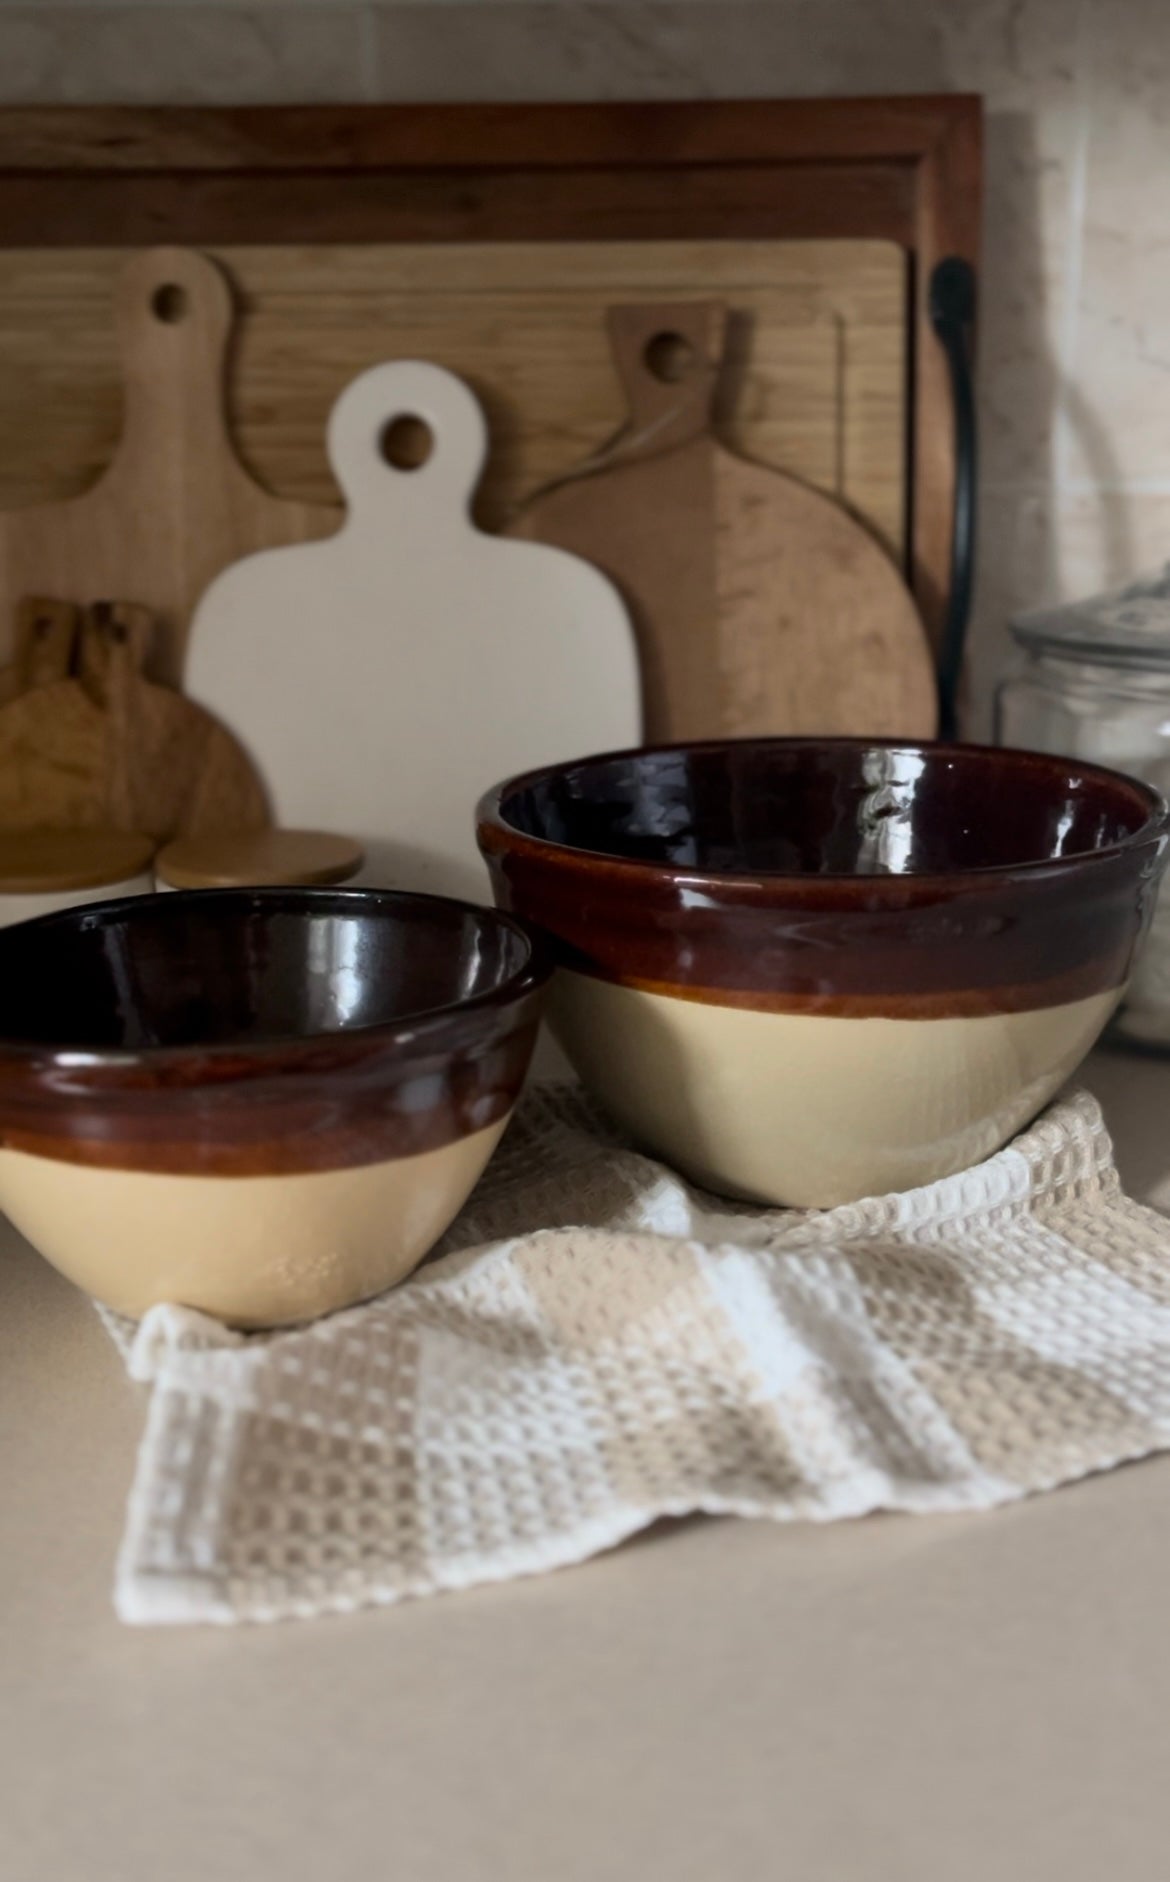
[154,829,365,893]
[0,829,155,927]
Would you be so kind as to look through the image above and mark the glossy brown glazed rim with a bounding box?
[0,887,549,1176]
[479,738,1169,885]
[477,739,1170,1018]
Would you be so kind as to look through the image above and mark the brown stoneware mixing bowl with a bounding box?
[0,888,546,1326]
[478,738,1169,1207]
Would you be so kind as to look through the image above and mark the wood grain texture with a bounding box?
[0,680,105,829]
[0,238,907,579]
[0,98,980,173]
[0,167,912,251]
[78,603,270,840]
[0,828,154,893]
[0,246,338,685]
[155,828,363,890]
[509,302,937,744]
[0,600,269,840]
[0,598,79,707]
[0,99,982,663]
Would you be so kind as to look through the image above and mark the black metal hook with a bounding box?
[929,257,977,741]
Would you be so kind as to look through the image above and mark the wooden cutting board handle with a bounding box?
[16,598,77,691]
[103,248,248,512]
[0,597,79,707]
[0,248,341,689]
[79,596,151,693]
[605,303,725,463]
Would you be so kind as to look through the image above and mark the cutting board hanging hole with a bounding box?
[326,362,487,526]
[643,330,695,384]
[150,282,188,325]
[608,302,723,460]
[380,415,434,472]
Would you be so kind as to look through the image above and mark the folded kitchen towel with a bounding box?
[103,1083,1170,1625]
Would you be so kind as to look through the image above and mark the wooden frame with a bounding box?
[0,96,981,654]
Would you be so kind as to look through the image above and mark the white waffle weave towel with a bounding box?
[105,1083,1170,1625]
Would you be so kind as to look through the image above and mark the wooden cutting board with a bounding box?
[0,247,339,687]
[0,598,79,707]
[187,361,641,902]
[0,600,270,838]
[508,302,938,744]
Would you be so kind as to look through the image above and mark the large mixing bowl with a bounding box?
[478,739,1168,1207]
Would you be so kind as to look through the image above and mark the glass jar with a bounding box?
[996,566,1170,1050]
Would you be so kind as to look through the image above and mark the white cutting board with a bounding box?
[187,362,641,902]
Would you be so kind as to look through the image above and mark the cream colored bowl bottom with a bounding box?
[0,1115,508,1328]
[551,972,1121,1208]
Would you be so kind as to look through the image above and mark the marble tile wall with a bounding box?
[0,0,1166,728]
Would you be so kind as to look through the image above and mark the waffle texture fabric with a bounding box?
[101,1084,1170,1625]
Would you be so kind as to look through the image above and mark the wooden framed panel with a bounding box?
[0,97,982,656]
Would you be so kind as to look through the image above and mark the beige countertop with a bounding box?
[2,1047,1169,1882]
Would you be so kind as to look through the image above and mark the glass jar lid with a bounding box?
[1011,562,1170,669]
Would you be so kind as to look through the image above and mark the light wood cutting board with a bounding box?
[0,247,339,687]
[508,302,938,744]
[187,361,641,902]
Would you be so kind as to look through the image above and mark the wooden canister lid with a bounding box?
[0,828,155,894]
[155,829,365,890]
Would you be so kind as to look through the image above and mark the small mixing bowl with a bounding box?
[478,738,1169,1207]
[0,888,546,1326]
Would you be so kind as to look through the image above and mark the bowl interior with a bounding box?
[0,890,531,1051]
[498,742,1160,877]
